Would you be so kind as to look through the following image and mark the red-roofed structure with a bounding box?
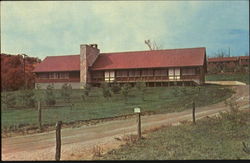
[33,44,207,89]
[207,56,249,73]
[239,56,250,67]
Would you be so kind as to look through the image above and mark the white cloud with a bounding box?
[1,1,249,59]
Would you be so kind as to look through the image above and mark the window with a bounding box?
[48,72,69,79]
[154,69,168,76]
[39,73,49,79]
[169,68,180,80]
[116,70,128,77]
[141,69,153,76]
[92,71,103,78]
[105,71,115,82]
[49,72,58,79]
[182,68,196,75]
[128,70,135,77]
[59,72,69,79]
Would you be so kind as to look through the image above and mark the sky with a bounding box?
[1,1,249,60]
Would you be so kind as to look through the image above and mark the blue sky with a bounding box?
[1,1,249,60]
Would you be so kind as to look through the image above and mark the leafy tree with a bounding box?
[135,82,146,101]
[121,83,130,103]
[45,84,56,106]
[0,53,41,91]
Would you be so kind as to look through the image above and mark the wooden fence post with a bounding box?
[192,101,196,124]
[137,113,141,140]
[38,101,42,130]
[55,121,62,161]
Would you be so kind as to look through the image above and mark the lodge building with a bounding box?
[33,44,207,89]
[207,56,250,73]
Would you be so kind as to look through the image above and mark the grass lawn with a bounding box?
[99,110,250,160]
[206,73,249,84]
[1,85,234,129]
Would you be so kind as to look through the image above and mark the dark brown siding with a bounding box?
[35,71,80,83]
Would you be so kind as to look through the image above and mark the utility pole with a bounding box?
[228,47,230,57]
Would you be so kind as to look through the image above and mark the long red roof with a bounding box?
[33,47,206,72]
[92,47,206,70]
[33,55,80,72]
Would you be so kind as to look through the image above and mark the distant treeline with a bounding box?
[1,53,41,91]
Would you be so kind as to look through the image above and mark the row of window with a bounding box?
[39,72,69,79]
[92,68,198,78]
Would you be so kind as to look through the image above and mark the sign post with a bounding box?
[134,108,141,140]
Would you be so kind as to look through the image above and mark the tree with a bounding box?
[45,84,56,106]
[135,81,146,101]
[0,53,41,91]
[214,48,230,58]
[121,83,130,103]
[144,39,161,50]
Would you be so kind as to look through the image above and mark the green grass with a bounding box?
[1,85,234,129]
[206,73,250,84]
[99,110,250,160]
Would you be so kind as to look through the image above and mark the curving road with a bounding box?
[2,85,249,161]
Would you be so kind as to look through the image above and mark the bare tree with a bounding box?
[145,39,161,50]
[214,48,230,58]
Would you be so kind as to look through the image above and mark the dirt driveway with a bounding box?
[2,85,249,161]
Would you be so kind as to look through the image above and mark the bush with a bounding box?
[135,82,146,101]
[1,92,16,109]
[83,84,91,97]
[101,82,112,98]
[61,83,72,103]
[81,84,91,102]
[111,82,121,94]
[45,84,56,106]
[21,89,36,107]
[121,83,130,103]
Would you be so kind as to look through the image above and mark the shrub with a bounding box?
[1,92,16,109]
[21,89,36,107]
[101,82,112,98]
[61,83,72,103]
[81,84,91,102]
[111,82,121,94]
[45,84,56,106]
[135,82,146,101]
[83,84,91,97]
[121,83,130,103]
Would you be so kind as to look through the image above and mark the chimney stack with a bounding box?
[80,44,100,88]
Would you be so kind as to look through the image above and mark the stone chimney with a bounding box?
[80,44,100,88]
